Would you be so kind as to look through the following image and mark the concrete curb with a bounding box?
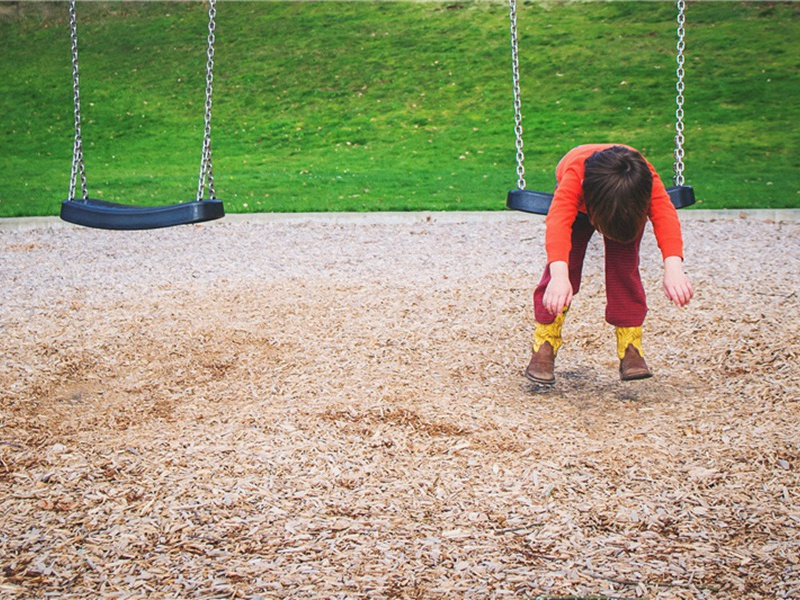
[2,209,800,231]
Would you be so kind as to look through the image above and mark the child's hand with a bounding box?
[663,256,694,307]
[543,261,573,315]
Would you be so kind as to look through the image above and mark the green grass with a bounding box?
[0,1,798,217]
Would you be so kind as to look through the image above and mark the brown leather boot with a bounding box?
[525,341,556,385]
[619,344,653,381]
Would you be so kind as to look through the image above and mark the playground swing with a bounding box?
[505,0,696,215]
[60,0,224,230]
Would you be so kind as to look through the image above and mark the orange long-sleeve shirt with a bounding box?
[545,144,684,265]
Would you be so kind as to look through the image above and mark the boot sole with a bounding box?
[524,370,555,385]
[620,371,653,382]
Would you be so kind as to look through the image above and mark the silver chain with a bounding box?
[196,0,217,202]
[508,0,526,190]
[68,0,88,201]
[674,0,687,186]
[509,0,688,188]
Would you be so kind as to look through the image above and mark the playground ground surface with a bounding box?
[1,211,798,598]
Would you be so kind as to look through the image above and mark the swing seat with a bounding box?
[507,184,695,215]
[665,185,695,209]
[60,198,225,230]
[506,189,553,215]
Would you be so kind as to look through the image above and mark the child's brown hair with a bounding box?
[583,146,652,243]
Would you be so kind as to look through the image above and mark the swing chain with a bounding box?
[197,0,217,202]
[68,0,88,201]
[674,0,687,187]
[508,0,526,191]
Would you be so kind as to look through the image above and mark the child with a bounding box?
[525,144,694,384]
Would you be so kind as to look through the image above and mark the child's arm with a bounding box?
[645,164,692,307]
[543,261,573,315]
[663,256,694,307]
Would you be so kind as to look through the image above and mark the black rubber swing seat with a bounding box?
[664,185,696,210]
[506,185,696,215]
[60,198,225,230]
[506,189,554,215]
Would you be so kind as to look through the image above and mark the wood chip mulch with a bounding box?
[1,214,798,599]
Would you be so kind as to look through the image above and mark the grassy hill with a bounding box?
[0,1,798,217]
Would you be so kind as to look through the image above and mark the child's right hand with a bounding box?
[543,261,573,315]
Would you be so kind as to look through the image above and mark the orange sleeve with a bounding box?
[545,162,584,264]
[648,166,684,260]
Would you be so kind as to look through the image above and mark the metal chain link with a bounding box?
[68,0,88,201]
[673,0,687,186]
[196,0,217,202]
[508,0,526,190]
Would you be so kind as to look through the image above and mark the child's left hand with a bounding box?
[663,256,694,307]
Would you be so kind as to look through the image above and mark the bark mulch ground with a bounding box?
[1,214,798,599]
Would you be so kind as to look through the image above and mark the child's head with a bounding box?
[583,146,652,243]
